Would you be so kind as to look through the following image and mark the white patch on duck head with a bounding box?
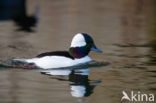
[70,33,86,47]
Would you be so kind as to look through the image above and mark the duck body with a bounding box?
[16,51,92,69]
[12,33,102,69]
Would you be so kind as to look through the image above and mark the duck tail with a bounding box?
[8,59,39,69]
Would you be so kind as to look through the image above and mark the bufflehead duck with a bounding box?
[12,33,102,69]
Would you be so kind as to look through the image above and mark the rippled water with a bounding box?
[0,0,156,103]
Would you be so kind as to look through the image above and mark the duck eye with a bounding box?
[87,40,93,44]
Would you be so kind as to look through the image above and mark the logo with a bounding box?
[121,91,154,102]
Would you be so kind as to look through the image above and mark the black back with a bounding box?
[36,51,74,59]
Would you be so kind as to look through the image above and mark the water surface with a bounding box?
[0,0,156,103]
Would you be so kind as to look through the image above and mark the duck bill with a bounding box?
[91,45,103,53]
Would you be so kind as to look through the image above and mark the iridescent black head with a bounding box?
[69,33,102,58]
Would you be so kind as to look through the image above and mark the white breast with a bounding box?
[26,56,92,69]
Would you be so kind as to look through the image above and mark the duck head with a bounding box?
[69,33,102,58]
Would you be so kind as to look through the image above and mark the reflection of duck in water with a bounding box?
[69,69,95,97]
[41,68,101,98]
[12,33,102,69]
